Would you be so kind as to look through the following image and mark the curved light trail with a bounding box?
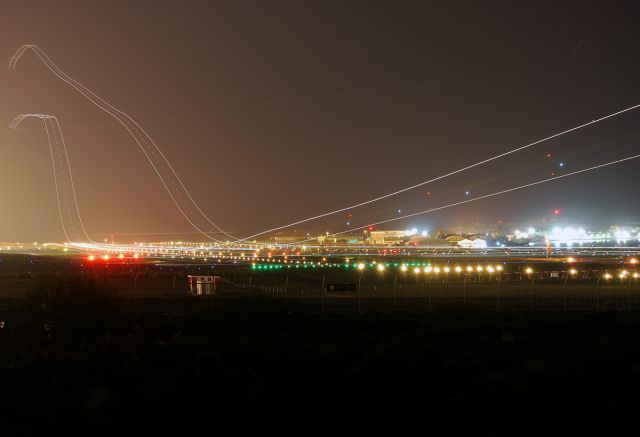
[9,114,92,242]
[10,45,640,246]
[10,44,234,243]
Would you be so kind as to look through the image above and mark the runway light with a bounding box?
[433,267,441,274]
[604,273,612,280]
[443,266,450,273]
[357,263,365,270]
[425,266,433,273]
[466,266,473,273]
[634,273,639,279]
[414,267,421,274]
[400,264,408,272]
[486,266,495,273]
[525,267,533,274]
[630,258,638,264]
[496,265,503,271]
[102,254,110,261]
[570,269,578,275]
[377,264,385,272]
[567,256,576,263]
[455,266,462,273]
[87,255,95,262]
[476,266,483,272]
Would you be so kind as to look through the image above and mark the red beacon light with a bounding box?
[553,209,561,215]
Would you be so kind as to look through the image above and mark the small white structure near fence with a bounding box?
[457,238,487,249]
[188,275,221,295]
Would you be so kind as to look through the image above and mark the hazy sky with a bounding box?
[1,1,640,242]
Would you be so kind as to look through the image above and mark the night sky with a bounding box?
[1,1,640,241]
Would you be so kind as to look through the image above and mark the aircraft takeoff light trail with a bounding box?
[9,114,92,243]
[10,44,233,243]
[11,44,640,247]
[237,102,640,242]
[291,153,640,245]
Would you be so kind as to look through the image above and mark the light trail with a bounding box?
[9,114,92,243]
[11,45,639,247]
[236,102,640,242]
[291,153,640,245]
[10,44,234,243]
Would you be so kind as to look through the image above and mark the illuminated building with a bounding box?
[369,230,411,244]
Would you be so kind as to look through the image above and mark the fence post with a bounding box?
[358,274,362,314]
[393,275,397,313]
[563,274,568,313]
[463,277,467,306]
[133,271,140,309]
[322,284,326,314]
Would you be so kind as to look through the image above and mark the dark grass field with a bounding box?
[2,255,640,435]
[2,306,640,435]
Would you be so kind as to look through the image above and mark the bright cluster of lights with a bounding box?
[513,227,536,239]
[614,229,632,243]
[251,261,506,273]
[600,270,639,280]
[546,227,589,247]
[543,227,640,247]
[404,228,429,237]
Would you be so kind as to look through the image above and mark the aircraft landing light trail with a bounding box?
[8,44,640,248]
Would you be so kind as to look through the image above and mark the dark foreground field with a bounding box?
[2,295,640,435]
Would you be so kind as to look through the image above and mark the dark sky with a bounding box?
[1,1,640,242]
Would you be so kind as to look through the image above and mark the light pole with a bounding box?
[425,266,433,310]
[564,268,578,312]
[601,272,612,310]
[377,263,385,312]
[357,263,365,313]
